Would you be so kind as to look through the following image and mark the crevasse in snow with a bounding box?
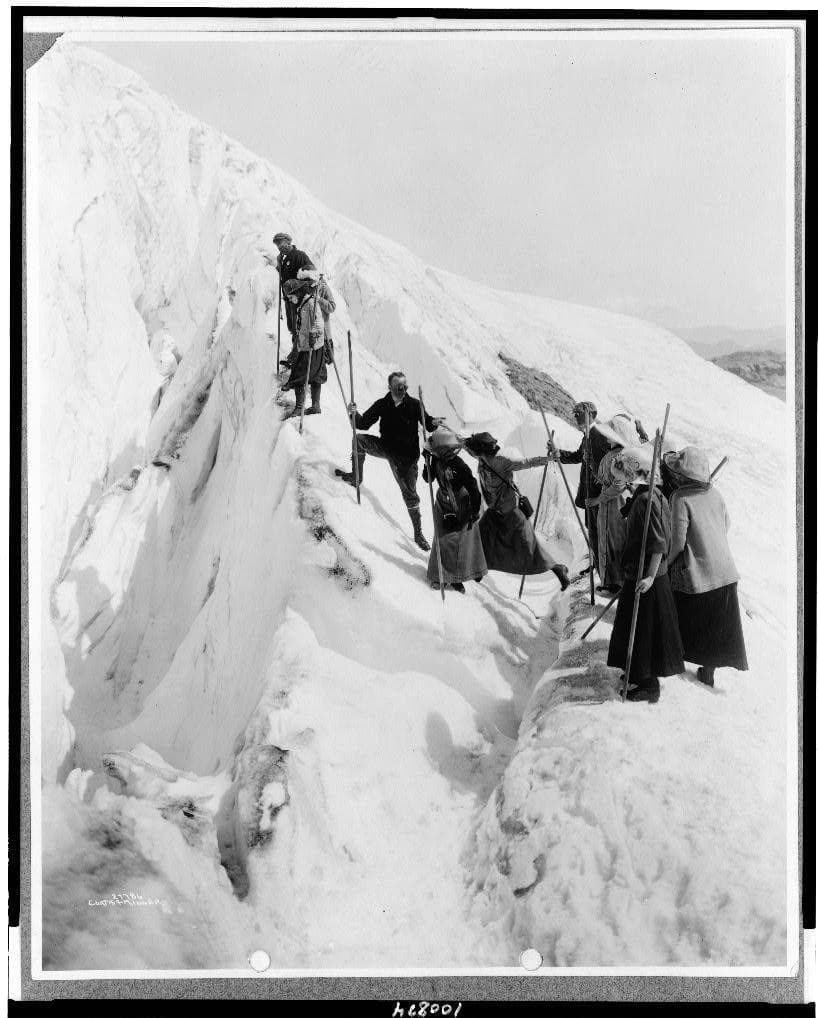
[31,41,790,970]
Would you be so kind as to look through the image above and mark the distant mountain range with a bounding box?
[672,325,786,359]
[710,349,786,401]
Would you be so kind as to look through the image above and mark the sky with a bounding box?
[87,27,792,334]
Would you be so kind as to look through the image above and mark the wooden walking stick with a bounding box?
[324,299,350,412]
[331,358,349,407]
[419,386,445,602]
[580,589,622,640]
[518,461,549,599]
[276,276,283,369]
[539,409,596,579]
[582,406,596,606]
[621,403,671,700]
[347,329,361,505]
[710,456,728,481]
[330,349,361,505]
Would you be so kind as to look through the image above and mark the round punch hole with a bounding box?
[520,947,543,971]
[249,949,271,972]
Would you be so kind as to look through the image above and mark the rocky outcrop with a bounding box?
[711,349,786,401]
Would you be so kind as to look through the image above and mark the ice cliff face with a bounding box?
[30,41,792,971]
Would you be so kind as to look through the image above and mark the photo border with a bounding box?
[11,7,812,1005]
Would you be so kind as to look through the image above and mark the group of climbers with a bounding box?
[562,407,747,702]
[272,232,747,705]
[333,386,572,595]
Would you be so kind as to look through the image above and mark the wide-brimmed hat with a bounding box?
[593,413,640,449]
[424,428,462,457]
[663,447,710,485]
[464,432,500,456]
[283,278,316,299]
[610,444,657,484]
[273,232,293,245]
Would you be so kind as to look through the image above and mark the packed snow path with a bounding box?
[32,41,793,971]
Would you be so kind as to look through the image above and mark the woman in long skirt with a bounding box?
[586,414,648,593]
[590,450,628,592]
[663,446,748,687]
[462,432,569,590]
[606,445,685,703]
[422,429,487,593]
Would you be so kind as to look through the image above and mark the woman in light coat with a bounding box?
[664,447,748,687]
[463,432,569,590]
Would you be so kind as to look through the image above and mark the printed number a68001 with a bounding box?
[392,1004,462,1017]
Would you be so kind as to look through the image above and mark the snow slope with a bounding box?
[29,41,795,972]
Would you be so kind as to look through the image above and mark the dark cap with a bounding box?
[572,401,597,418]
[464,432,500,456]
[283,278,315,299]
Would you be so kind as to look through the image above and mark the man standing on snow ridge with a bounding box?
[272,232,316,367]
[551,402,651,573]
[334,371,445,552]
[551,401,609,572]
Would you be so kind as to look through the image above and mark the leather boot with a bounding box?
[282,386,305,420]
[409,508,430,551]
[304,383,322,415]
[335,454,364,487]
[697,666,715,687]
[624,676,661,703]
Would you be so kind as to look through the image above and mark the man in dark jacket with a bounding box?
[273,232,316,367]
[552,401,614,571]
[334,371,443,551]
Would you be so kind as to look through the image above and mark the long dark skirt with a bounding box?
[286,345,328,388]
[478,507,555,575]
[597,495,627,588]
[427,504,488,584]
[586,505,599,569]
[607,574,685,683]
[674,583,748,670]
